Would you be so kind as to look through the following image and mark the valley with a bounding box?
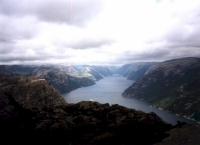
[1,57,200,144]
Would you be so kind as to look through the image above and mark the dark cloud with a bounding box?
[0,0,102,26]
[0,56,44,63]
[0,36,15,44]
[164,26,200,49]
[0,48,12,54]
[141,7,200,63]
[118,49,170,62]
[115,45,200,64]
[162,7,200,49]
[0,14,39,42]
[70,39,114,49]
[0,54,74,64]
[0,0,200,65]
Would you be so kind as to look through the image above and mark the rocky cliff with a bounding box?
[0,76,175,145]
[0,76,67,108]
[117,62,156,80]
[122,57,200,122]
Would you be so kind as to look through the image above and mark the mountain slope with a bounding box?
[0,65,13,77]
[122,57,200,122]
[91,66,113,76]
[117,62,156,80]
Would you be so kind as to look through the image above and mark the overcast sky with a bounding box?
[1,0,200,65]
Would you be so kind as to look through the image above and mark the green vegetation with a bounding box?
[123,58,200,122]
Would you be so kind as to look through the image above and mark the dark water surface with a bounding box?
[62,74,197,125]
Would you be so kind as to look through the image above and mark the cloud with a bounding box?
[70,39,114,49]
[0,14,39,42]
[0,0,200,65]
[0,0,103,27]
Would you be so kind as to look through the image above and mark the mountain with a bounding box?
[0,76,174,144]
[1,65,95,94]
[77,66,103,81]
[116,62,156,80]
[33,68,71,94]
[0,65,115,94]
[116,63,133,75]
[122,57,200,122]
[55,65,80,77]
[71,65,114,81]
[0,65,13,77]
[57,65,114,78]
[91,66,113,76]
[9,65,37,76]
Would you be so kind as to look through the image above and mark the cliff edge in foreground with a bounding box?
[0,76,175,145]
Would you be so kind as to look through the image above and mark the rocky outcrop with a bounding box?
[117,62,156,80]
[122,57,200,122]
[33,68,71,94]
[155,124,200,145]
[0,76,67,108]
[0,101,173,145]
[0,76,66,144]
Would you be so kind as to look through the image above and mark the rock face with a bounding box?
[0,76,67,138]
[33,68,72,94]
[122,57,200,121]
[155,124,200,145]
[0,76,67,108]
[117,62,156,80]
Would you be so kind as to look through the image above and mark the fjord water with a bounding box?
[62,74,197,125]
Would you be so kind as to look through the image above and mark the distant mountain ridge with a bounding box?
[122,57,200,122]
[0,65,115,94]
[116,62,156,80]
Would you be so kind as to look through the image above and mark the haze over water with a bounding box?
[62,74,197,125]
